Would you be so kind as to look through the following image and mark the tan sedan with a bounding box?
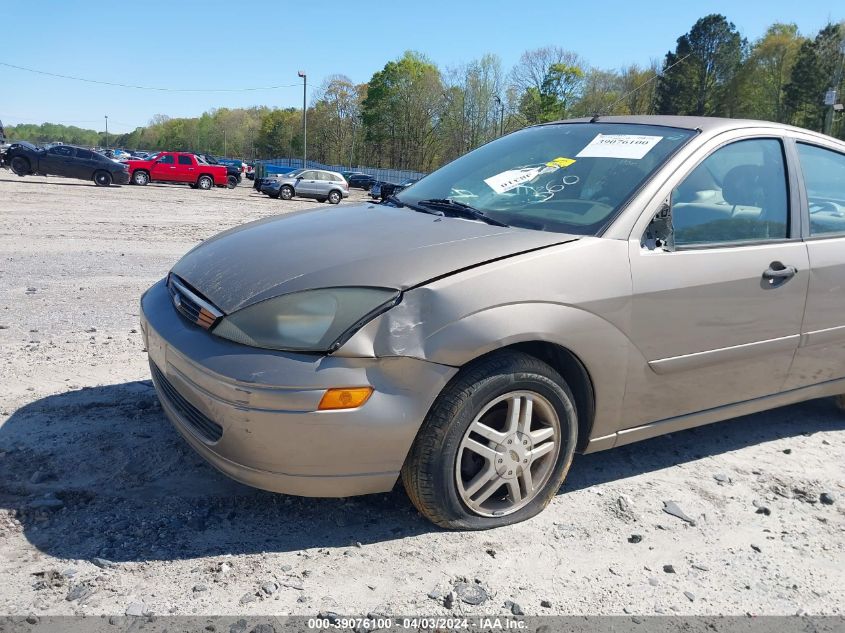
[141,115,845,529]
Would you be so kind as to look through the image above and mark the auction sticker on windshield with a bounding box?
[575,134,663,159]
[483,166,545,194]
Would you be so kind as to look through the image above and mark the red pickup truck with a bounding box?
[126,152,229,189]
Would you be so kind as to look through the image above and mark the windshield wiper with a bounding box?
[415,198,509,227]
[386,195,444,217]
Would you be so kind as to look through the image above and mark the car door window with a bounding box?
[49,146,74,157]
[178,155,193,166]
[796,143,845,236]
[671,139,789,247]
[158,154,174,164]
[76,149,94,160]
[301,171,317,179]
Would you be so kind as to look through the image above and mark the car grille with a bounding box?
[167,275,222,330]
[150,361,223,443]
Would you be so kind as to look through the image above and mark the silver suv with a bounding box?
[275,168,349,204]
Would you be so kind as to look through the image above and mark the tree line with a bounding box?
[6,15,844,172]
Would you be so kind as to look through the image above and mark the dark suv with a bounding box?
[343,172,375,190]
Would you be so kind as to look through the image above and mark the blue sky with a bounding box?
[1,0,841,133]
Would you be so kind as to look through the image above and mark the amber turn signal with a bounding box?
[318,387,374,410]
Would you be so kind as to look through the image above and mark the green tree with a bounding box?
[737,23,804,122]
[656,14,745,116]
[362,51,444,171]
[784,23,844,132]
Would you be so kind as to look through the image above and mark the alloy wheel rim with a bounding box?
[455,390,560,517]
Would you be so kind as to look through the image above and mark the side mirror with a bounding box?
[643,197,675,252]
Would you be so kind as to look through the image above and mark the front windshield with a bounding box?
[397,122,696,235]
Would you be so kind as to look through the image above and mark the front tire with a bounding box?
[279,185,294,200]
[10,156,30,176]
[226,175,238,189]
[197,175,213,190]
[132,170,149,186]
[94,171,112,187]
[402,351,577,530]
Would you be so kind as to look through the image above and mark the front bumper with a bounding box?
[114,170,130,185]
[140,279,456,497]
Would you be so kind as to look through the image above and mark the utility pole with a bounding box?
[104,115,109,149]
[223,130,227,157]
[494,95,504,137]
[298,70,307,168]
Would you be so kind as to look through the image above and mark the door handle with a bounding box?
[762,262,797,284]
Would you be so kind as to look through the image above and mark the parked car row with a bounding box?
[1,142,240,190]
[258,168,349,204]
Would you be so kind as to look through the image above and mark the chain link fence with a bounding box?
[254,157,426,184]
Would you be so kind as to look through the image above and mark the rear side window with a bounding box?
[671,138,789,247]
[178,155,193,165]
[796,143,845,236]
[76,149,94,160]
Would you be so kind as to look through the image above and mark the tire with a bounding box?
[279,185,294,200]
[132,170,149,186]
[833,395,845,411]
[316,197,327,203]
[197,175,213,190]
[226,175,238,189]
[328,190,342,204]
[401,351,578,530]
[189,183,198,189]
[94,171,112,187]
[363,183,371,192]
[10,156,30,176]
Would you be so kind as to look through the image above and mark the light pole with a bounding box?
[104,115,109,149]
[298,70,307,168]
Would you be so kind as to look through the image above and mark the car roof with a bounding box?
[541,115,838,144]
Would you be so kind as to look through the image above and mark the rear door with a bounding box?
[151,153,175,181]
[176,154,197,182]
[784,138,845,389]
[315,171,335,197]
[623,133,809,428]
[73,148,99,180]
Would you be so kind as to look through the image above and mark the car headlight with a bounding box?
[212,287,400,352]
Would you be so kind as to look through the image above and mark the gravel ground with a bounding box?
[0,169,843,618]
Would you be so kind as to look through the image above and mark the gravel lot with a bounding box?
[0,169,843,618]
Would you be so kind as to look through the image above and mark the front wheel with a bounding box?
[197,175,213,190]
[226,175,238,189]
[328,190,342,204]
[279,185,294,200]
[132,171,149,186]
[10,156,30,176]
[402,351,577,529]
[94,171,112,187]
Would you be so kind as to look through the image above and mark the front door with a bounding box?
[296,170,318,196]
[41,145,75,176]
[623,137,809,428]
[151,154,176,181]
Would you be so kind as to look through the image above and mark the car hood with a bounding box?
[171,203,576,314]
